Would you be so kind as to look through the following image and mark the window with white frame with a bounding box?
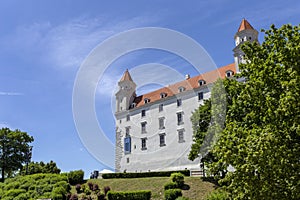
[144,98,150,104]
[198,80,206,86]
[159,133,166,146]
[159,104,163,112]
[226,70,234,77]
[141,138,147,150]
[141,110,146,117]
[141,122,147,133]
[178,86,186,93]
[177,99,182,107]
[198,92,204,100]
[160,92,167,98]
[177,112,183,125]
[159,117,165,129]
[178,129,185,143]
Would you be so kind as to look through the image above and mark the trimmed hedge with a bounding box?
[102,170,190,179]
[67,170,84,185]
[164,182,179,190]
[107,190,151,200]
[164,189,182,200]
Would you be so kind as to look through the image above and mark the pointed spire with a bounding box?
[238,18,254,32]
[119,69,133,82]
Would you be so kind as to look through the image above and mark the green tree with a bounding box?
[0,128,34,182]
[21,160,61,175]
[213,24,300,199]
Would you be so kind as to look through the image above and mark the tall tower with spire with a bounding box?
[233,19,258,72]
[115,69,136,113]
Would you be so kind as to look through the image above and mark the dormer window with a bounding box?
[178,86,186,93]
[130,102,136,108]
[226,70,234,77]
[198,80,206,86]
[160,92,167,99]
[144,98,150,104]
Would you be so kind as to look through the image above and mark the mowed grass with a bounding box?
[84,176,216,200]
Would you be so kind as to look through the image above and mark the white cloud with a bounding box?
[0,92,23,96]
[2,15,159,69]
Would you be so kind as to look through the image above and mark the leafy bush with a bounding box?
[205,189,229,200]
[67,170,84,185]
[104,186,111,195]
[102,170,190,179]
[69,194,78,200]
[107,190,151,200]
[93,183,99,191]
[75,184,81,193]
[164,182,179,190]
[164,189,182,200]
[97,193,106,200]
[170,173,184,188]
[88,182,94,190]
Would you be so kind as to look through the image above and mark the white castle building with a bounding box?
[114,19,258,172]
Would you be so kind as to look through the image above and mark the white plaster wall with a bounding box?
[115,86,212,172]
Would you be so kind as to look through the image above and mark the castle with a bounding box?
[114,19,258,172]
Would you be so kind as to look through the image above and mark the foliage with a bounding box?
[164,189,182,200]
[75,184,81,193]
[67,170,84,185]
[21,160,61,175]
[0,128,34,182]
[164,182,178,190]
[175,197,189,200]
[0,173,70,199]
[107,190,151,200]
[104,186,111,195]
[205,189,229,200]
[102,170,190,179]
[170,173,184,188]
[212,24,300,199]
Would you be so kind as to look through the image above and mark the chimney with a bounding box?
[185,74,190,80]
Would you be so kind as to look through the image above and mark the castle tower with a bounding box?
[233,19,258,72]
[115,69,136,113]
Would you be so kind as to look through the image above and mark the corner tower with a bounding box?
[233,19,258,72]
[115,69,136,113]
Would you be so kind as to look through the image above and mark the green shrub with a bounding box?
[164,182,179,190]
[205,189,229,200]
[102,170,190,179]
[164,189,182,200]
[170,173,184,188]
[107,190,151,200]
[67,170,84,185]
[2,189,26,198]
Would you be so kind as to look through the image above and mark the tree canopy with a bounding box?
[0,128,34,182]
[212,24,300,199]
[21,160,61,175]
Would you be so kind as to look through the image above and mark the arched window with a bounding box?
[160,92,167,98]
[226,70,234,77]
[198,80,206,86]
[144,98,150,104]
[178,86,186,93]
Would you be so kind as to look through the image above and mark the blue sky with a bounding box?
[0,0,299,176]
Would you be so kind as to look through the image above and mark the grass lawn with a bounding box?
[76,176,216,200]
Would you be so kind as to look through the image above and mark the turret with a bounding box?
[115,69,136,113]
[233,19,258,72]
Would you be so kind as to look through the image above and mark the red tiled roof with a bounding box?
[132,63,236,108]
[238,19,254,32]
[120,69,133,82]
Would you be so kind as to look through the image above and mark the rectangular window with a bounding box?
[124,137,131,153]
[125,127,130,135]
[141,122,147,133]
[141,138,147,150]
[177,99,182,107]
[178,130,184,143]
[159,134,166,146]
[177,112,183,125]
[198,92,204,100]
[159,104,163,112]
[159,118,165,129]
[141,110,146,117]
[126,115,130,121]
